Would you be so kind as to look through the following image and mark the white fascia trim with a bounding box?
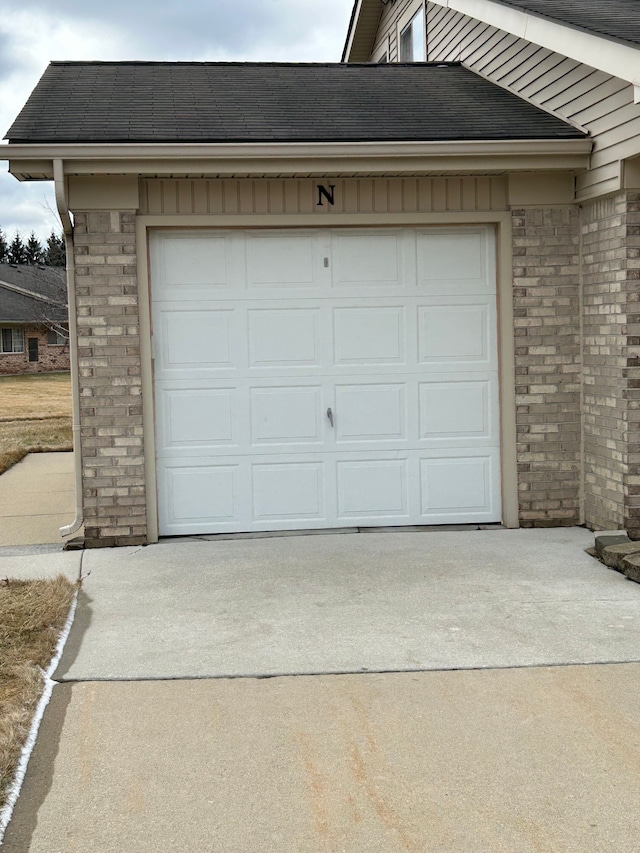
[431,0,640,93]
[343,0,365,62]
[2,139,591,161]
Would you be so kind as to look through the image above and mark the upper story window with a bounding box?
[399,11,426,62]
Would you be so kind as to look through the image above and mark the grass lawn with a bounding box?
[0,375,77,822]
[0,576,77,815]
[0,373,73,476]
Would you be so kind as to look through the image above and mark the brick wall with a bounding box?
[0,325,70,375]
[74,211,147,547]
[581,194,628,530]
[68,200,639,545]
[511,207,582,527]
[622,192,640,538]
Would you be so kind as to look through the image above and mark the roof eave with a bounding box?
[434,0,640,95]
[342,0,383,63]
[2,139,592,182]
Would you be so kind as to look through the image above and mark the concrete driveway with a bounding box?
[3,527,640,852]
[56,527,640,680]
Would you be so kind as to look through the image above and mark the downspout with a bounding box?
[53,158,83,538]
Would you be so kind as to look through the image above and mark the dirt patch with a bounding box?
[0,575,77,811]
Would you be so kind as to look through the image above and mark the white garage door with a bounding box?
[150,227,501,536]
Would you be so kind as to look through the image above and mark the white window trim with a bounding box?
[397,1,426,63]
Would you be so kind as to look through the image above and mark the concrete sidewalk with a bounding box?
[3,527,640,851]
[0,452,78,548]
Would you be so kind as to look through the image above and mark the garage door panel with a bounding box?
[245,231,328,289]
[337,460,409,519]
[420,454,499,518]
[248,308,321,368]
[418,304,492,366]
[152,232,249,302]
[249,386,323,446]
[335,384,406,443]
[163,465,239,526]
[252,462,325,522]
[157,309,235,374]
[160,233,234,288]
[417,230,492,294]
[333,307,406,366]
[161,389,236,449]
[419,380,494,442]
[331,230,405,288]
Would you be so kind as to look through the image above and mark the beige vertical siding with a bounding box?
[424,2,640,201]
[139,177,508,216]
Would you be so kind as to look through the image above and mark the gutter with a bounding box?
[53,158,83,539]
[6,139,593,183]
[3,139,592,160]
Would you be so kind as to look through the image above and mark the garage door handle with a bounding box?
[326,407,334,428]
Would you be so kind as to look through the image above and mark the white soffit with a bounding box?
[431,0,640,98]
[3,140,592,182]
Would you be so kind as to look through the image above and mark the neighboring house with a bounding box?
[1,0,639,547]
[0,264,69,375]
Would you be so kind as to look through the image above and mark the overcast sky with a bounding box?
[0,0,354,244]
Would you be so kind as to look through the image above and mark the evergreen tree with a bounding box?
[45,231,66,267]
[7,232,27,265]
[0,229,7,263]
[25,231,44,265]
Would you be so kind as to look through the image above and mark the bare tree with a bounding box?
[33,266,69,343]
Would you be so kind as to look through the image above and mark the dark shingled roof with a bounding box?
[0,265,68,324]
[5,61,586,144]
[491,0,640,48]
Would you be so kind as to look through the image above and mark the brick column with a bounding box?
[511,207,582,527]
[74,211,147,547]
[622,192,640,538]
[581,194,628,531]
